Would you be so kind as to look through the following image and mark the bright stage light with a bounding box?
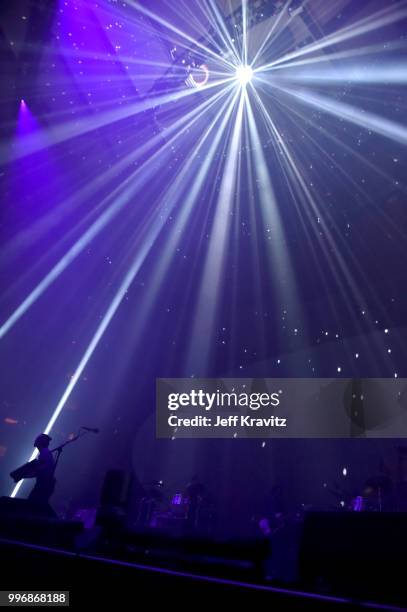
[235,64,253,86]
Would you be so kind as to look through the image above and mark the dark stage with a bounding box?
[0,507,406,610]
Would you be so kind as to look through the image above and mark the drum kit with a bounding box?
[136,481,208,530]
[333,473,394,512]
[349,475,392,512]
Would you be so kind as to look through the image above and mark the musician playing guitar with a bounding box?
[26,433,56,507]
[11,429,94,515]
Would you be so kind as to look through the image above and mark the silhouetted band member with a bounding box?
[10,433,57,507]
[27,433,56,506]
[185,475,205,530]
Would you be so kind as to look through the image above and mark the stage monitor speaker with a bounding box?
[0,498,83,550]
[97,470,133,529]
[99,470,133,508]
[299,511,407,606]
[0,496,55,518]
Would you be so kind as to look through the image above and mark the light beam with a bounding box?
[235,64,253,86]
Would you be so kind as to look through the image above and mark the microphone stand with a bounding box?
[50,428,93,474]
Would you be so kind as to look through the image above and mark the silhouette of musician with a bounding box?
[185,475,205,530]
[27,433,56,507]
